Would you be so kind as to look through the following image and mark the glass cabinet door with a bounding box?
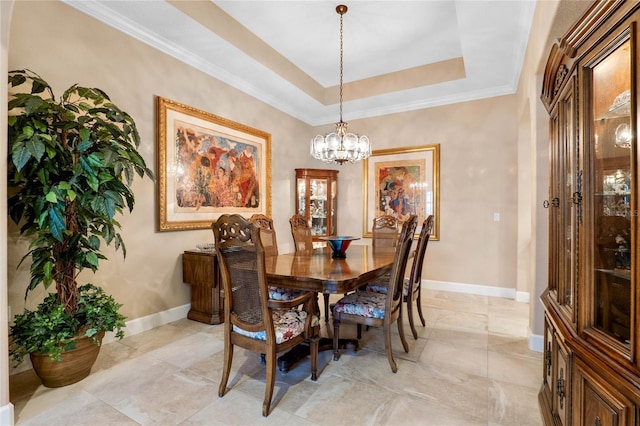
[330,178,337,237]
[589,37,632,347]
[310,178,328,236]
[547,72,579,325]
[561,76,579,320]
[297,178,306,216]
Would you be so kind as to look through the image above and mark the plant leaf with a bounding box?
[47,207,65,242]
[85,252,99,267]
[24,96,44,114]
[86,153,103,169]
[77,140,93,153]
[43,261,53,280]
[26,137,45,162]
[11,142,31,171]
[45,191,57,203]
[88,235,100,250]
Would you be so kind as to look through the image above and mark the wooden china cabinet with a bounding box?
[295,169,338,241]
[540,2,640,425]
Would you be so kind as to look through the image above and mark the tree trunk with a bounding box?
[55,197,79,314]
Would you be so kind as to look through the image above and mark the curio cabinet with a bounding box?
[295,169,338,241]
[539,2,640,425]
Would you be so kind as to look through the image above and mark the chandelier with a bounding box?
[310,4,371,165]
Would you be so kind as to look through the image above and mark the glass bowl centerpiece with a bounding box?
[320,236,360,258]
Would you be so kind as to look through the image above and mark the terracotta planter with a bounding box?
[29,330,105,388]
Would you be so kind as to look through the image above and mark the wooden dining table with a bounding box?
[263,244,397,372]
[264,244,396,293]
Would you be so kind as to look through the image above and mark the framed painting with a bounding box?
[363,144,439,240]
[157,96,271,231]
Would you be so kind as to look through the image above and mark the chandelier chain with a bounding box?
[339,10,344,123]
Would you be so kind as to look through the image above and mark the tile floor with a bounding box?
[9,290,543,425]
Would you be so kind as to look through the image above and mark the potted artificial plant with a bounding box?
[7,69,154,387]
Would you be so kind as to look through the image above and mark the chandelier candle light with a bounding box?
[310,4,371,165]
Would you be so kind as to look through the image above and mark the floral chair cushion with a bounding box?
[362,272,390,294]
[233,309,320,344]
[333,291,387,319]
[268,286,305,301]
[364,278,411,296]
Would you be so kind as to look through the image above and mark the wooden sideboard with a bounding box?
[182,250,223,324]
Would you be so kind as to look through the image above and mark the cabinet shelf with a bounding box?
[597,104,630,120]
[597,96,630,120]
[595,192,631,196]
[595,268,632,280]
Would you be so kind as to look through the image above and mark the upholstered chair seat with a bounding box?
[268,286,305,301]
[333,291,386,319]
[233,309,320,343]
[363,279,409,296]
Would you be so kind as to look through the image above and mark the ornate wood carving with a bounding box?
[553,64,568,98]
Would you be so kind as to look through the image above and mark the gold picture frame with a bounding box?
[363,144,439,240]
[157,96,271,231]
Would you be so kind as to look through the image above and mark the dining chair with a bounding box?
[404,215,434,339]
[249,214,279,257]
[212,214,320,417]
[372,214,399,247]
[289,213,333,322]
[332,214,418,373]
[363,214,400,293]
[289,214,314,254]
[363,215,434,339]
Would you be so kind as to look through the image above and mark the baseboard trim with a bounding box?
[529,327,544,352]
[515,291,530,303]
[103,303,190,345]
[423,279,529,301]
[1,402,14,426]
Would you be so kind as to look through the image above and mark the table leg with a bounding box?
[323,293,330,322]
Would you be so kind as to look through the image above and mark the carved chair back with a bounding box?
[372,214,399,248]
[249,214,279,257]
[289,214,314,254]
